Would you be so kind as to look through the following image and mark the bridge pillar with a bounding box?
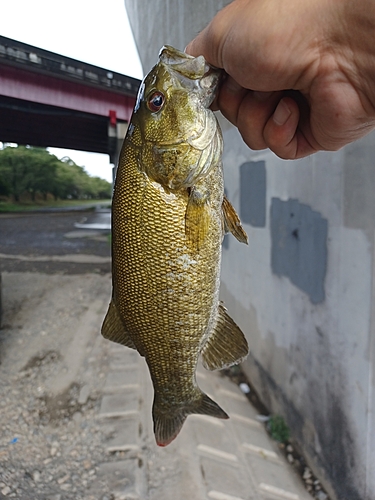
[108,110,128,177]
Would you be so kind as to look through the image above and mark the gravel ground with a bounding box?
[0,212,116,499]
[0,272,118,500]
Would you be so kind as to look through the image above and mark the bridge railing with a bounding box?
[0,35,140,96]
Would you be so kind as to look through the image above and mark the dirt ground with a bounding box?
[0,211,118,499]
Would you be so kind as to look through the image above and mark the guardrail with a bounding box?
[0,35,140,97]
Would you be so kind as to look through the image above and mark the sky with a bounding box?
[1,0,143,182]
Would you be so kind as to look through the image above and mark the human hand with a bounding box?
[186,0,375,159]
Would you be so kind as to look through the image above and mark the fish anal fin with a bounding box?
[185,187,210,251]
[222,195,248,244]
[201,303,249,371]
[153,391,228,447]
[193,393,229,419]
[101,299,137,350]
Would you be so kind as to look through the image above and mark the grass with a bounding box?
[268,415,290,443]
[0,199,111,212]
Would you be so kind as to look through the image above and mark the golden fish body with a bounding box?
[102,46,248,446]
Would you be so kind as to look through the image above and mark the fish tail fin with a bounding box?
[153,392,228,447]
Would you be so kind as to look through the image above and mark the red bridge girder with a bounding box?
[0,36,140,159]
[0,64,135,122]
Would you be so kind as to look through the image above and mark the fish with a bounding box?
[101,45,249,447]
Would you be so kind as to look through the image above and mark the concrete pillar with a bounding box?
[108,117,128,178]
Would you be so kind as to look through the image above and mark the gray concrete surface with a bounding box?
[124,1,375,498]
[97,341,312,500]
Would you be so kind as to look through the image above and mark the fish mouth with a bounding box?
[159,45,221,108]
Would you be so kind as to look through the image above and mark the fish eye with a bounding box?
[147,91,165,112]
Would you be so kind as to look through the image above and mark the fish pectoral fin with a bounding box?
[201,303,249,371]
[222,195,248,244]
[101,299,137,350]
[185,186,210,251]
[153,392,228,447]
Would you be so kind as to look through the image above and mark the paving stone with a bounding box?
[197,444,239,464]
[258,483,300,499]
[233,421,280,456]
[99,392,139,418]
[231,413,264,429]
[147,433,207,500]
[208,491,254,500]
[97,344,313,500]
[242,443,280,462]
[191,416,238,456]
[109,347,140,367]
[217,389,256,419]
[91,459,139,496]
[245,454,309,499]
[199,456,255,500]
[102,416,139,452]
[104,367,140,392]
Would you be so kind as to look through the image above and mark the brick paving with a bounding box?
[97,342,312,500]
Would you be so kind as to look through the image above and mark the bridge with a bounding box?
[0,36,141,163]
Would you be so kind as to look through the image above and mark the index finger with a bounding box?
[185,2,238,68]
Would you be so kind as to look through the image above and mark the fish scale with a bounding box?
[102,45,249,446]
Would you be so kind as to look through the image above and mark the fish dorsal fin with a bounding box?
[101,299,137,350]
[201,303,249,371]
[222,195,248,244]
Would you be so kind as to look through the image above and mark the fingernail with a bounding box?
[273,99,291,126]
[253,91,274,101]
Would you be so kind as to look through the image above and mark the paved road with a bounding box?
[0,210,315,500]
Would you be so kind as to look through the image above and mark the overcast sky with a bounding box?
[1,0,143,182]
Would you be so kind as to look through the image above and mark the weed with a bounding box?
[268,414,290,443]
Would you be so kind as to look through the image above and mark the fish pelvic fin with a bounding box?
[101,299,137,350]
[222,195,248,244]
[201,303,249,371]
[153,392,228,447]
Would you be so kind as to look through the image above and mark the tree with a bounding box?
[0,146,31,201]
[0,146,112,201]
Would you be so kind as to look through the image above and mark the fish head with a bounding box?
[131,46,223,190]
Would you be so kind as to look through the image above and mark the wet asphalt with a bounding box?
[0,209,111,274]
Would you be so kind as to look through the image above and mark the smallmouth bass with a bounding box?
[102,46,249,447]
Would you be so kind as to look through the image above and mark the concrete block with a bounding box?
[245,454,308,499]
[102,416,139,452]
[191,417,238,455]
[233,421,280,456]
[94,459,138,495]
[104,367,139,392]
[199,456,255,499]
[109,346,140,366]
[217,389,254,418]
[99,392,138,418]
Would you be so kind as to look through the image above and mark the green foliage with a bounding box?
[268,415,290,443]
[0,145,112,202]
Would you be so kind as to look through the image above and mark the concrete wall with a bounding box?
[124,1,375,498]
